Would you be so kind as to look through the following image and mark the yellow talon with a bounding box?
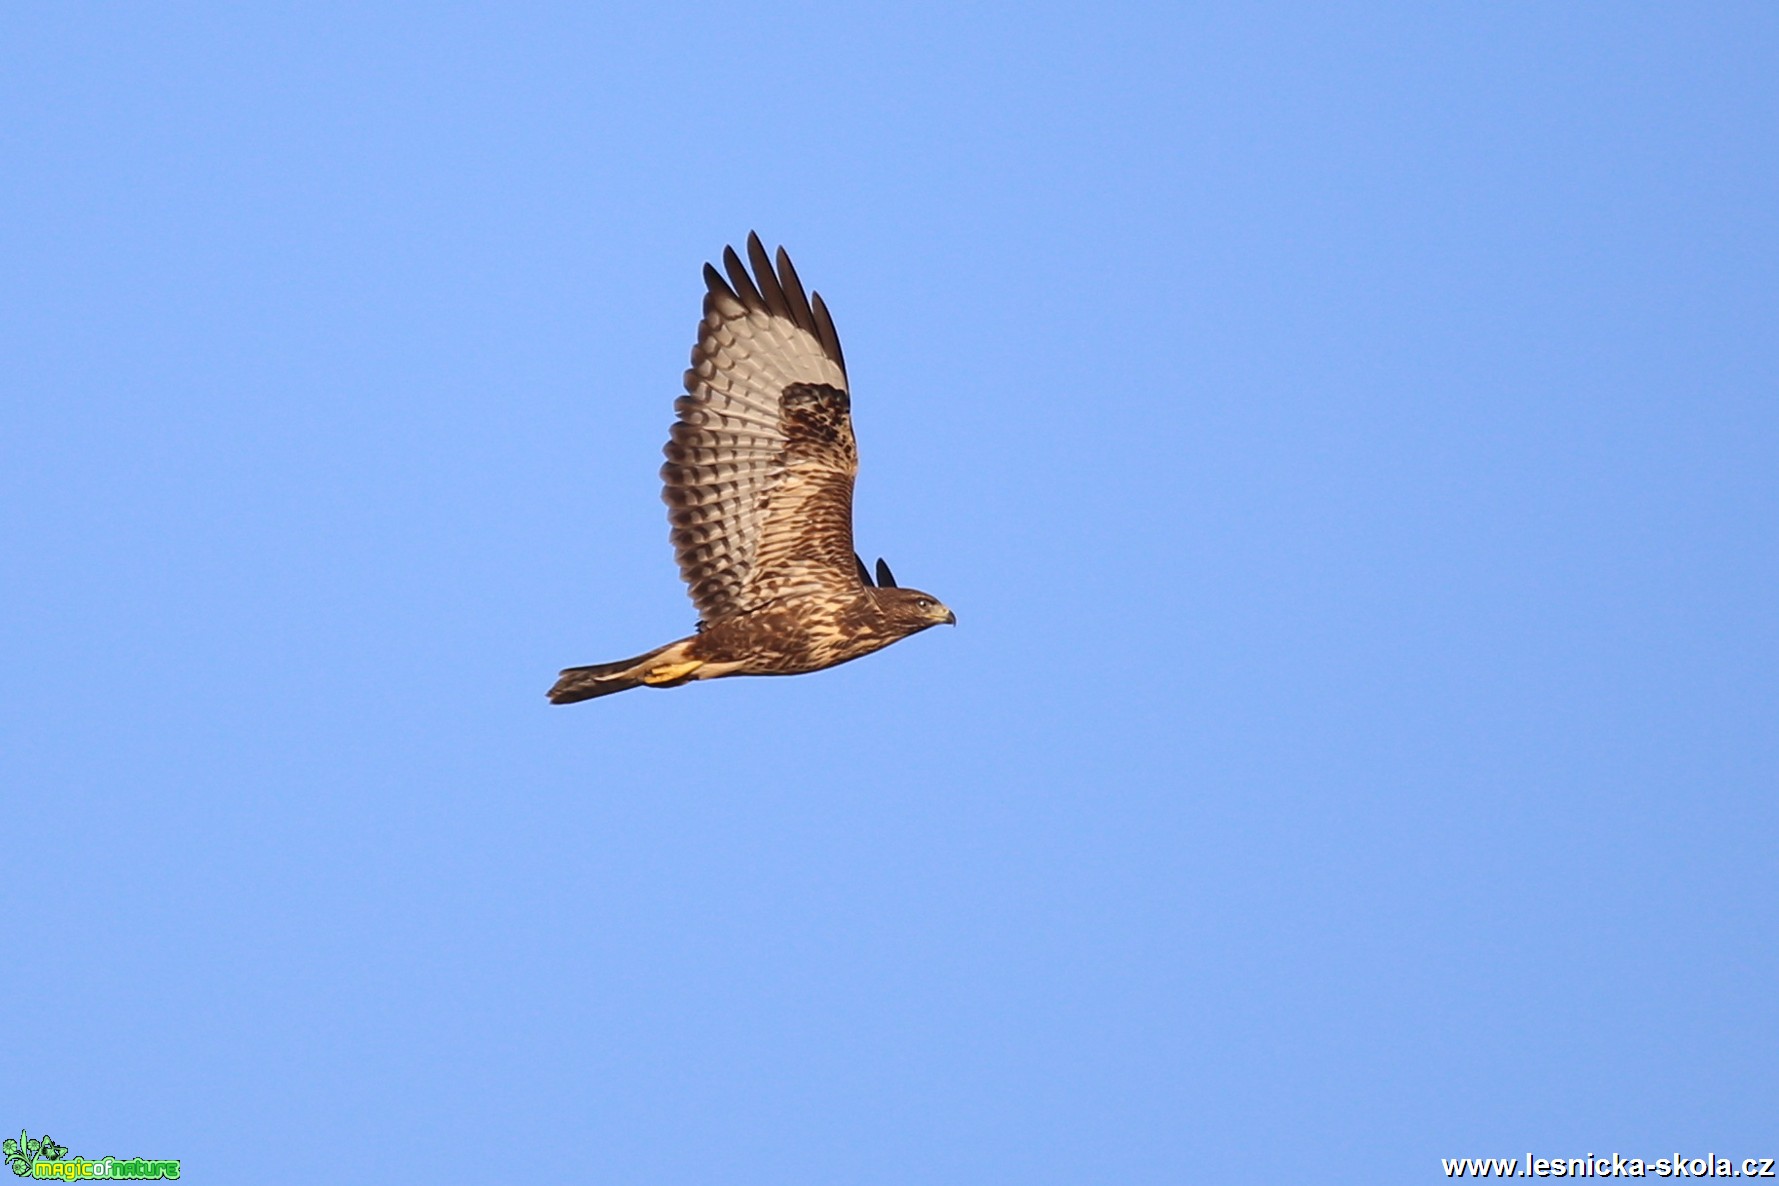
[641,659,704,685]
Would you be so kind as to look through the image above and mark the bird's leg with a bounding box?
[641,659,704,685]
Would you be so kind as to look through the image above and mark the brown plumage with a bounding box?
[549,234,954,705]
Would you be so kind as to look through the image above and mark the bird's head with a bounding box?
[873,585,957,634]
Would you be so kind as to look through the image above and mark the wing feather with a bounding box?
[746,233,795,321]
[721,245,766,309]
[662,236,861,622]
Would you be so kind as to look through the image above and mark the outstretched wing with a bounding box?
[662,234,864,623]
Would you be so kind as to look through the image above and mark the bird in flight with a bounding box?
[549,234,954,704]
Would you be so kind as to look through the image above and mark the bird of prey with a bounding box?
[548,234,954,704]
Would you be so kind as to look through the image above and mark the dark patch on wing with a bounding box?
[779,382,851,448]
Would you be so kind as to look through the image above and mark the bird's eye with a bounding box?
[917,598,933,609]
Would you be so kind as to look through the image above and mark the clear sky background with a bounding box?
[4,4,1775,1182]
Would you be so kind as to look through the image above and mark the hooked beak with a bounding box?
[943,608,957,626]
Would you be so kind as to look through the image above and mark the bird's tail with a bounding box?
[547,641,685,705]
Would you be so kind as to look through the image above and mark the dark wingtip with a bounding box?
[775,245,818,330]
[810,290,846,376]
[702,262,736,301]
[855,553,875,587]
[745,233,791,319]
[710,234,847,376]
[875,558,897,588]
[722,244,764,308]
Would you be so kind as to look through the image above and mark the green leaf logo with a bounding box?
[6,1129,30,1177]
[5,1131,66,1177]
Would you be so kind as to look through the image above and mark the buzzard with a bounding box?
[549,234,954,704]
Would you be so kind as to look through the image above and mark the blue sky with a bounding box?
[4,4,1775,1182]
